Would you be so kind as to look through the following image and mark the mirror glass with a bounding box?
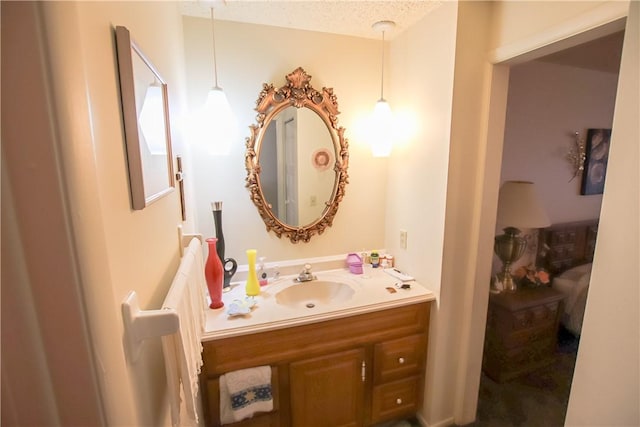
[258,106,336,227]
[246,67,349,243]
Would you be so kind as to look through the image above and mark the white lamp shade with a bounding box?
[496,181,551,229]
[370,99,394,157]
[139,84,167,155]
[190,87,236,155]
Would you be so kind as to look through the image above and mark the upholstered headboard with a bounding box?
[537,220,599,275]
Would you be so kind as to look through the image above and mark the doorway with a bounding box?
[473,30,624,426]
[455,9,631,425]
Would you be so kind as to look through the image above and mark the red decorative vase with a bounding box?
[204,238,224,309]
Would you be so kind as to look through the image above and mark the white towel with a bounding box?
[219,375,235,425]
[219,366,273,424]
[161,238,208,427]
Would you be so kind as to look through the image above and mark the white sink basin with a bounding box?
[275,280,354,309]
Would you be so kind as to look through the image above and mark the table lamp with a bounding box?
[494,181,550,291]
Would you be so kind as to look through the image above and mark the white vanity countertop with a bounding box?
[202,267,435,342]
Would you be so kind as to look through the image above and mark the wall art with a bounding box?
[115,25,174,209]
[580,128,611,195]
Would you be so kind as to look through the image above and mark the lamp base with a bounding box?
[494,227,527,292]
[495,271,518,292]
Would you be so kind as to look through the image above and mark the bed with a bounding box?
[537,220,599,336]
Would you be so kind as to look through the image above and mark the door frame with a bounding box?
[455,3,629,423]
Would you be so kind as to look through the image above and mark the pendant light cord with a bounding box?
[379,29,385,101]
[210,7,220,89]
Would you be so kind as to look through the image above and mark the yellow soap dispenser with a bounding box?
[245,249,261,296]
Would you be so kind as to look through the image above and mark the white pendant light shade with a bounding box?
[370,99,394,157]
[139,84,168,155]
[190,6,235,155]
[205,86,230,111]
[370,20,396,158]
[193,86,236,155]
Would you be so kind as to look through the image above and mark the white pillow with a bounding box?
[553,263,592,316]
[556,263,592,281]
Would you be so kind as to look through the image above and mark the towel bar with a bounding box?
[121,290,179,363]
[122,232,204,363]
[177,225,203,256]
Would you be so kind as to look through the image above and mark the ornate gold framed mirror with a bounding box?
[245,67,349,243]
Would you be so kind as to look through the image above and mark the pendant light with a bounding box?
[370,20,396,158]
[194,6,235,155]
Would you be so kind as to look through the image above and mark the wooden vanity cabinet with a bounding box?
[200,302,431,427]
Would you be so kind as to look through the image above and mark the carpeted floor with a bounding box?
[466,327,579,427]
[375,417,421,427]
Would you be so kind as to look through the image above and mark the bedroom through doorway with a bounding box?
[473,29,625,426]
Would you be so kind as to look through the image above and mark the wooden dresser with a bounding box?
[482,287,564,382]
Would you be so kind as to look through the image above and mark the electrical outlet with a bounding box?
[400,229,408,249]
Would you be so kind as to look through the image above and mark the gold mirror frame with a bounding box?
[245,67,349,243]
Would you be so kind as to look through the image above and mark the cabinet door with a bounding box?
[290,348,366,427]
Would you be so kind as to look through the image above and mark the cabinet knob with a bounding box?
[396,398,403,405]
[398,357,405,364]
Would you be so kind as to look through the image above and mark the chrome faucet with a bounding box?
[295,263,316,283]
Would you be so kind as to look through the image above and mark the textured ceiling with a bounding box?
[181,1,624,72]
[180,0,443,40]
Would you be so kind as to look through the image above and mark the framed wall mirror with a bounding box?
[245,67,349,243]
[115,25,174,210]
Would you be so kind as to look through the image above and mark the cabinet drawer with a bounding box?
[374,334,426,384]
[502,337,556,367]
[371,376,421,424]
[488,302,559,334]
[483,337,557,382]
[510,302,560,331]
[486,324,555,349]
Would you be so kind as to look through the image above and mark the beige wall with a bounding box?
[74,2,189,424]
[490,1,626,64]
[386,1,457,299]
[385,4,461,423]
[566,0,639,424]
[491,1,611,49]
[446,0,636,425]
[2,3,104,424]
[296,110,334,226]
[502,60,618,223]
[182,17,387,264]
[2,1,189,426]
[431,2,498,424]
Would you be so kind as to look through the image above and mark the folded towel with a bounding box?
[219,366,273,424]
[219,375,235,425]
[161,238,208,427]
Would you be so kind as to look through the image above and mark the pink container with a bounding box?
[346,253,363,274]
